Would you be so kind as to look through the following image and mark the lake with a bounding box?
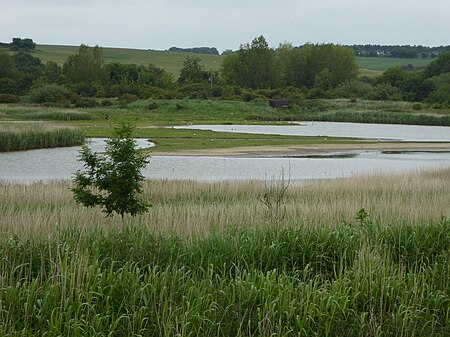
[1,122,450,183]
[175,121,450,142]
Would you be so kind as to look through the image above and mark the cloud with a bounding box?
[1,0,449,50]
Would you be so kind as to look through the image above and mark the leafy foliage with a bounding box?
[72,124,150,219]
[178,56,208,84]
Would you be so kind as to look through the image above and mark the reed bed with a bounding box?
[0,169,449,335]
[0,122,85,152]
[1,169,448,237]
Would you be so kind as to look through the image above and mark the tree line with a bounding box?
[0,36,449,106]
[346,44,450,58]
[168,47,219,55]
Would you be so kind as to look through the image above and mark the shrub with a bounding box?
[148,101,159,110]
[74,98,98,108]
[101,99,113,107]
[118,93,139,104]
[0,93,20,103]
[118,93,139,108]
[25,84,69,104]
[412,103,422,110]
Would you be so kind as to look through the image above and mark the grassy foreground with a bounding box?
[1,169,449,335]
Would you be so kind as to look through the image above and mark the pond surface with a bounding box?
[176,122,450,142]
[1,138,450,183]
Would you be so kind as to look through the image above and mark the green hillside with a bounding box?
[2,44,434,78]
[33,45,224,77]
[356,56,432,71]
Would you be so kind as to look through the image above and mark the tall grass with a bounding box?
[0,122,85,152]
[20,111,93,121]
[0,219,449,335]
[0,170,449,335]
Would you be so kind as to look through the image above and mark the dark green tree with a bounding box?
[375,67,434,101]
[423,52,450,78]
[0,51,19,94]
[10,37,36,51]
[62,44,105,96]
[221,35,280,88]
[12,52,43,94]
[72,124,150,219]
[38,61,63,84]
[178,56,207,83]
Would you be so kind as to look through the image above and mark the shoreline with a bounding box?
[150,142,450,157]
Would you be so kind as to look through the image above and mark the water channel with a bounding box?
[1,123,450,183]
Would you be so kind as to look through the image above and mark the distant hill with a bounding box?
[1,44,434,78]
[28,45,224,77]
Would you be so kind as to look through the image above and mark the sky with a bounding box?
[1,0,449,52]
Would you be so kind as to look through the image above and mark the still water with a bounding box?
[1,140,450,183]
[176,122,450,142]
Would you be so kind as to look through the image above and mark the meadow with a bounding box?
[30,45,224,77]
[0,169,449,335]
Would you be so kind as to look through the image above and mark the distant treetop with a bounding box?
[9,38,36,51]
[168,46,219,55]
[341,44,450,58]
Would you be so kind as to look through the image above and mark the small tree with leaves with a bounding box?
[72,124,150,219]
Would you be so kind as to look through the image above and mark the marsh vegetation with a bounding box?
[1,169,449,335]
[0,122,85,152]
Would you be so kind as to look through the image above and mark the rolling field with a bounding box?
[32,44,224,77]
[3,44,433,78]
[356,56,432,71]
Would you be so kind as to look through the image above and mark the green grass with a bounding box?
[1,220,449,336]
[32,45,224,77]
[355,56,432,71]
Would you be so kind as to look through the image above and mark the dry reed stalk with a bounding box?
[0,168,449,238]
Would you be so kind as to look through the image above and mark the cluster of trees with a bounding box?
[168,47,219,55]
[0,37,36,51]
[222,36,358,91]
[333,52,450,105]
[0,36,449,106]
[0,44,176,104]
[347,44,450,58]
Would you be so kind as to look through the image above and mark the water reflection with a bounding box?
[176,122,450,142]
[1,145,450,183]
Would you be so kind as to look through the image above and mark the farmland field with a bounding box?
[31,44,224,77]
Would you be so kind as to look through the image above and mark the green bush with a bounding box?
[74,98,98,108]
[118,93,139,107]
[25,84,69,104]
[101,99,113,107]
[0,93,20,103]
[412,103,422,110]
[147,101,159,110]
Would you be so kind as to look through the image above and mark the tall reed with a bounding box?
[0,122,85,152]
[0,169,449,335]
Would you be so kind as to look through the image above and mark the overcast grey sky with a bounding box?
[1,0,449,51]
